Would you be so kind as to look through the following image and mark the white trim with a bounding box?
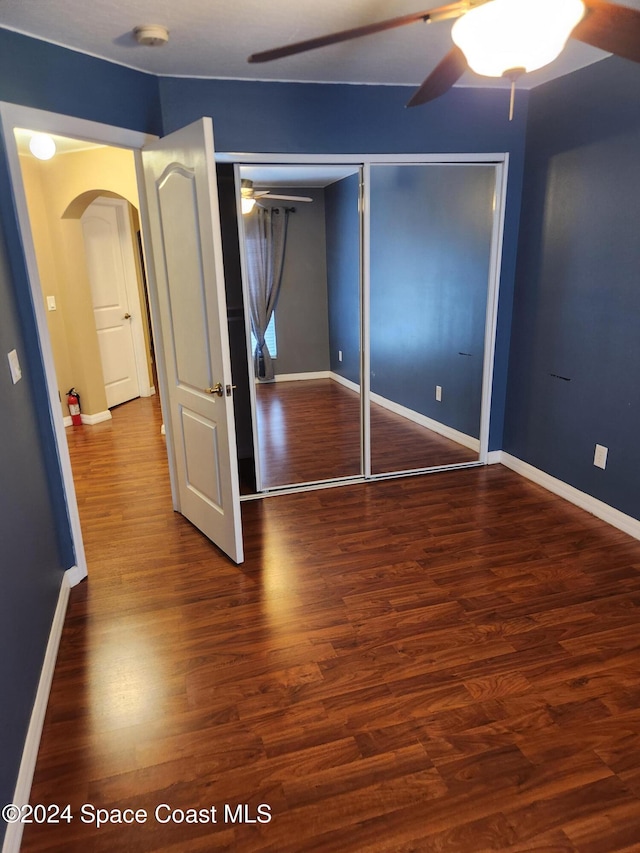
[500,453,640,541]
[2,572,71,853]
[218,153,509,166]
[269,371,331,382]
[329,371,360,394]
[486,450,503,465]
[63,411,113,427]
[0,103,158,586]
[361,162,371,480]
[370,392,480,453]
[478,157,508,464]
[81,409,112,426]
[234,153,506,488]
[234,163,263,493]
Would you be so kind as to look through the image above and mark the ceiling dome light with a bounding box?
[241,197,256,215]
[452,0,585,78]
[29,133,56,160]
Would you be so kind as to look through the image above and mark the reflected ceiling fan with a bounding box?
[248,0,640,112]
[241,178,312,213]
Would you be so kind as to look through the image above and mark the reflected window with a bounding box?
[251,313,277,359]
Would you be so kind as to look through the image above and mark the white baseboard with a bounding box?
[292,372,479,453]
[63,410,112,427]
[65,563,87,586]
[329,372,360,394]
[370,392,480,452]
[81,410,112,425]
[486,451,503,465]
[499,452,640,541]
[2,571,71,853]
[267,371,331,383]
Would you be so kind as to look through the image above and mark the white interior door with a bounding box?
[141,118,243,564]
[82,197,141,408]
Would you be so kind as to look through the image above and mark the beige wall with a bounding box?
[19,144,150,418]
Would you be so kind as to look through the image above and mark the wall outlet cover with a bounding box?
[594,444,608,470]
[8,349,22,384]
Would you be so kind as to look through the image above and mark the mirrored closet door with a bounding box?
[233,156,504,494]
[237,164,362,491]
[368,162,498,475]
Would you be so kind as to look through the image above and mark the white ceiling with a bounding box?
[242,165,360,188]
[1,0,640,93]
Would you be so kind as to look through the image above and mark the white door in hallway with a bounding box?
[82,197,143,408]
[141,118,244,564]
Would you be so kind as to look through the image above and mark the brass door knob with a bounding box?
[204,383,224,397]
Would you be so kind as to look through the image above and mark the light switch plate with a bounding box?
[8,349,22,384]
[47,295,57,311]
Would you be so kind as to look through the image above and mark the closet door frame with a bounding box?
[218,152,509,497]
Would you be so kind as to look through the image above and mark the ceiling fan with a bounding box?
[248,0,640,110]
[241,178,312,213]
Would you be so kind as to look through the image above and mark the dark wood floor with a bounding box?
[22,395,640,852]
[255,379,477,489]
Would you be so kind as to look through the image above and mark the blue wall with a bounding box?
[0,28,162,838]
[504,56,640,520]
[0,28,162,134]
[0,26,545,835]
[326,173,361,385]
[158,76,528,452]
[369,163,496,439]
[0,141,69,827]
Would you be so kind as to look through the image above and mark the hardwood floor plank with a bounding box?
[20,396,640,852]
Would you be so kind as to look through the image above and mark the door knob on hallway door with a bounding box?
[123,313,132,319]
[205,383,224,397]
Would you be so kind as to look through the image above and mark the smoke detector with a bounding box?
[133,25,169,47]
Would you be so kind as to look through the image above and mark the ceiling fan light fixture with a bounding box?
[241,197,256,215]
[451,0,586,78]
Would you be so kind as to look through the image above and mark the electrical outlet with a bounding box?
[435,385,442,402]
[594,444,608,470]
[338,350,343,362]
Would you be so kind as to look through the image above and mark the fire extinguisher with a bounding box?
[67,388,82,426]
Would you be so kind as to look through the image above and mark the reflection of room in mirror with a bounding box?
[369,162,496,475]
[255,377,478,489]
[235,158,501,493]
[238,163,361,491]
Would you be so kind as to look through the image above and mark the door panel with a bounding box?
[159,167,213,389]
[181,407,223,510]
[142,118,243,563]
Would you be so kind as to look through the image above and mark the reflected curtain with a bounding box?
[244,207,290,382]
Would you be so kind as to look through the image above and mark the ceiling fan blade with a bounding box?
[572,0,640,63]
[263,194,313,202]
[406,46,468,107]
[248,1,469,63]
